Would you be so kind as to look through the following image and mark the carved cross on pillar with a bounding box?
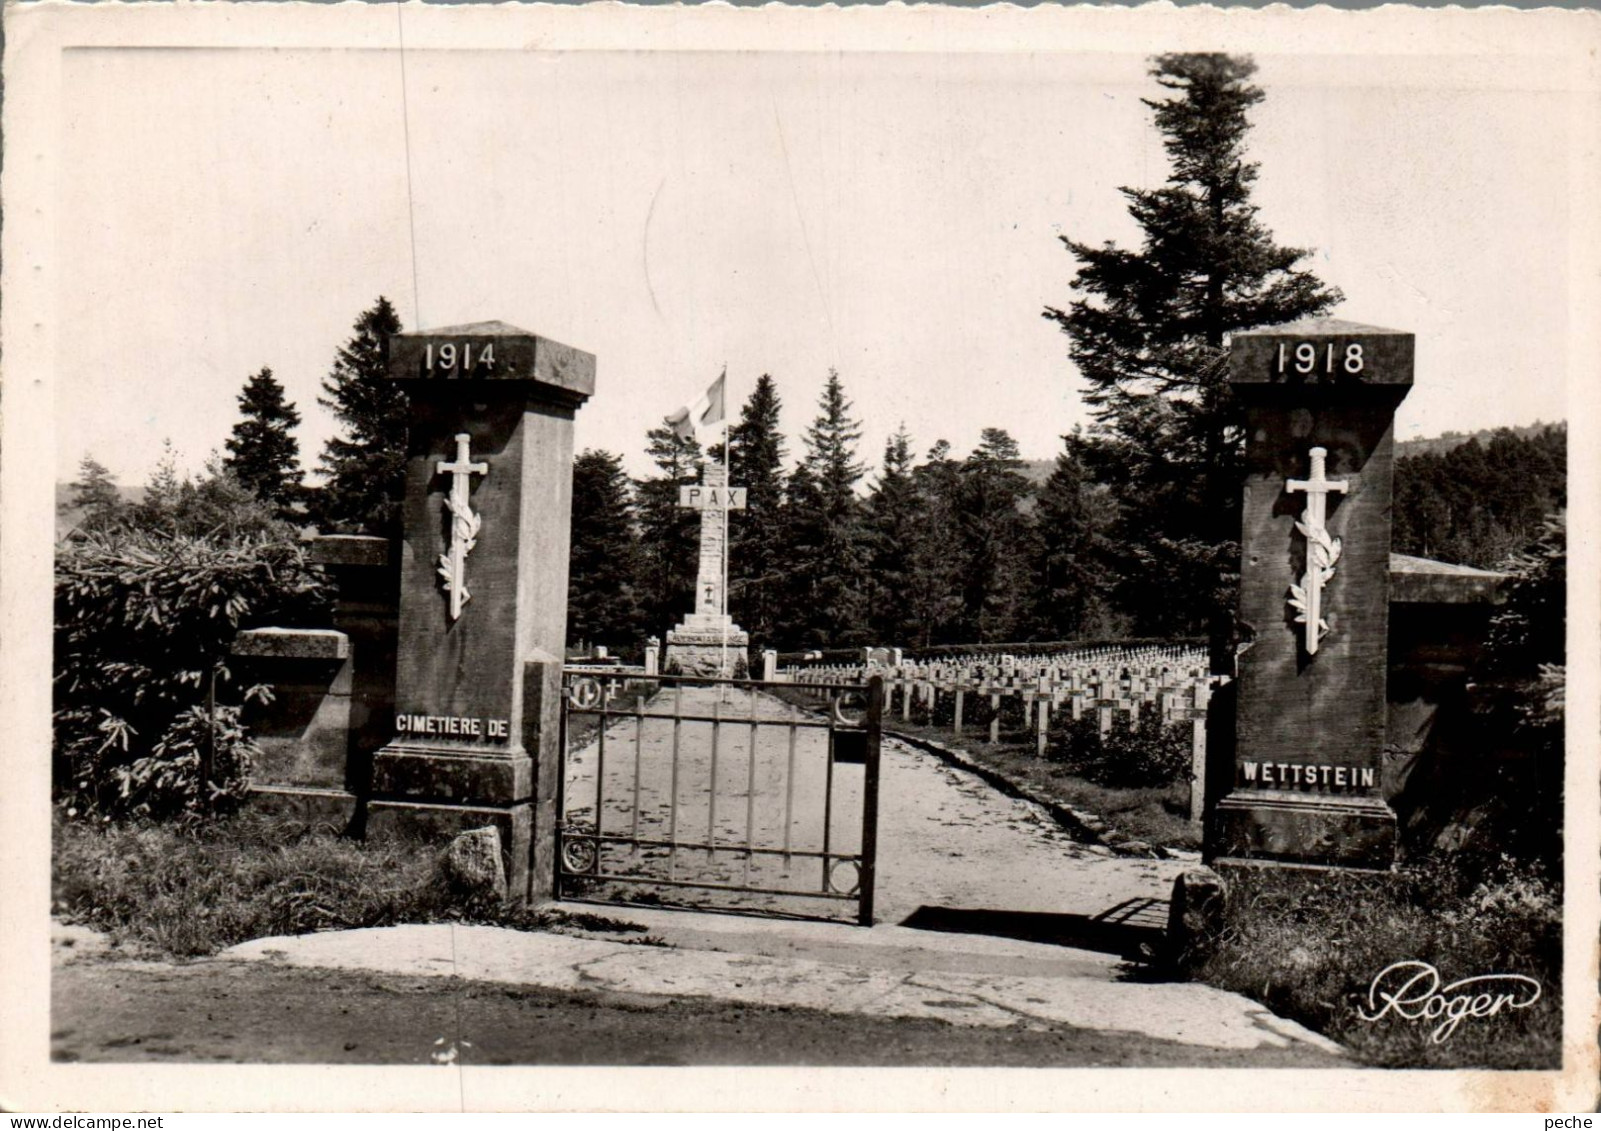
[1287,446,1349,655]
[436,432,489,621]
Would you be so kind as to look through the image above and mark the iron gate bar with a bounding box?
[858,675,884,926]
[822,700,835,893]
[565,708,854,731]
[745,685,758,886]
[783,723,797,861]
[571,830,859,862]
[668,683,682,877]
[631,700,644,846]
[566,871,859,902]
[595,697,607,840]
[707,694,720,856]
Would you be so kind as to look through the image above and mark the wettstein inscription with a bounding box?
[1240,762,1376,790]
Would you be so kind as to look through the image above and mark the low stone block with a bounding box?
[309,534,393,568]
[233,627,350,661]
[439,826,508,903]
[370,748,534,805]
[1213,793,1397,868]
[1165,867,1227,967]
[244,785,360,832]
[367,799,531,903]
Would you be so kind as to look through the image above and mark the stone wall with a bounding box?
[233,534,398,828]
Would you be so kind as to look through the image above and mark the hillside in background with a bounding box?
[1395,421,1563,460]
[55,484,145,540]
[1392,423,1566,570]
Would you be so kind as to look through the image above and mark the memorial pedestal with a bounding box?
[666,613,750,677]
[364,321,593,902]
[1208,319,1413,870]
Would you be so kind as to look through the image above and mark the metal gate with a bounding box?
[556,671,883,925]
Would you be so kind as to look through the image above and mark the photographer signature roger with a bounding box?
[1356,960,1541,1043]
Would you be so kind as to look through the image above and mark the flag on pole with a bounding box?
[666,370,726,441]
[701,370,726,427]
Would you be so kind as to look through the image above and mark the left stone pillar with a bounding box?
[366,321,594,903]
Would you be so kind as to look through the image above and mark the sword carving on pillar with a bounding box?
[1287,446,1349,655]
[436,433,488,621]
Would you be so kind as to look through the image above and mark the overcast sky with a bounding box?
[57,46,1576,487]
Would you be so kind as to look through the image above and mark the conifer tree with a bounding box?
[315,297,406,535]
[864,427,921,644]
[1042,54,1341,635]
[135,440,185,533]
[905,441,965,648]
[1030,431,1120,640]
[568,449,645,651]
[66,454,123,534]
[636,424,703,635]
[955,428,1034,642]
[224,367,303,517]
[726,375,788,649]
[780,370,869,647]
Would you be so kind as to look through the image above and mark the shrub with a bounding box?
[1047,704,1190,788]
[54,524,329,820]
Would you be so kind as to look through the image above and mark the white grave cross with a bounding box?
[1286,445,1349,654]
[436,432,489,621]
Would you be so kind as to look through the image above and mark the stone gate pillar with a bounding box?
[1209,319,1412,869]
[366,321,594,901]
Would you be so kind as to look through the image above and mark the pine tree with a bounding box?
[636,424,703,635]
[1030,431,1121,640]
[1042,54,1341,635]
[905,441,965,648]
[568,450,645,652]
[134,439,185,533]
[727,374,788,649]
[781,370,869,647]
[955,428,1034,642]
[224,367,303,517]
[315,297,406,535]
[66,454,123,533]
[863,427,921,644]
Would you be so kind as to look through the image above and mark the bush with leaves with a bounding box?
[1048,704,1191,788]
[54,524,329,820]
[1455,511,1566,863]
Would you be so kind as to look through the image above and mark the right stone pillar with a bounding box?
[1209,319,1413,869]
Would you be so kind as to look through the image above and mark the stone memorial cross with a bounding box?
[436,433,489,622]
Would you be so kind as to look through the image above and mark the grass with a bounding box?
[1191,856,1562,1069]
[52,807,654,958]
